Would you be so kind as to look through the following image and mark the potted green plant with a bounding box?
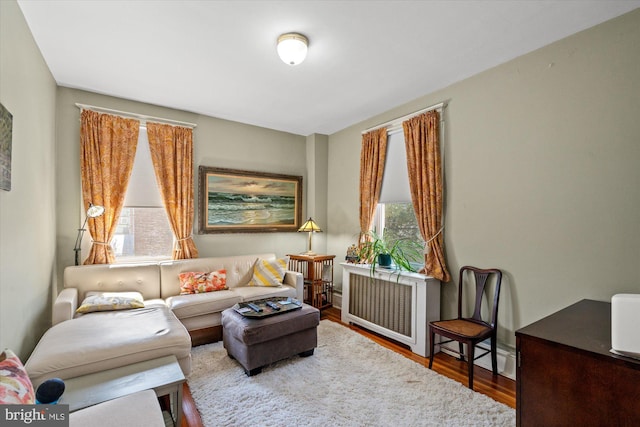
[358,229,423,276]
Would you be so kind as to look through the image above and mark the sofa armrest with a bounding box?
[52,288,78,325]
[284,270,304,301]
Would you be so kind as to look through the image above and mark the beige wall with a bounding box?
[0,0,57,359]
[304,133,329,253]
[327,9,640,348]
[55,87,308,292]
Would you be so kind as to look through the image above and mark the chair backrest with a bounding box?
[457,266,502,328]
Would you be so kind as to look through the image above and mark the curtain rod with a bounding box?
[75,103,197,129]
[362,101,446,134]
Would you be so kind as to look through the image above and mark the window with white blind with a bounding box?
[374,130,424,261]
[112,128,173,262]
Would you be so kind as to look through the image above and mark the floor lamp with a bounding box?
[298,217,322,255]
[73,203,105,265]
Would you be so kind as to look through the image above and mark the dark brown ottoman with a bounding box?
[221,304,320,376]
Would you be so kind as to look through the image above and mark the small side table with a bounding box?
[287,254,335,310]
[58,355,185,426]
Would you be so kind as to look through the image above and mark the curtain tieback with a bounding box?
[424,225,444,254]
[174,235,193,252]
[91,241,111,246]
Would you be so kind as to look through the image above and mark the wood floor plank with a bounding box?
[179,306,516,426]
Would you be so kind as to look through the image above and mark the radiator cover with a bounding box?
[348,273,413,337]
[341,263,441,357]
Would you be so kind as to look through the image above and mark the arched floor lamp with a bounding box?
[73,203,105,265]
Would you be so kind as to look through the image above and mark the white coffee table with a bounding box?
[58,355,185,426]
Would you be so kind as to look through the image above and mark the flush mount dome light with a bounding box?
[277,33,308,65]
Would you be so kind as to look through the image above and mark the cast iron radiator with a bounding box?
[348,273,413,337]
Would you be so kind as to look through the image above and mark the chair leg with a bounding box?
[491,337,498,375]
[458,342,464,361]
[428,329,435,369]
[467,343,475,389]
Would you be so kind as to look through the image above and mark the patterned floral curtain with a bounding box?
[359,128,388,243]
[146,123,199,259]
[80,110,139,264]
[402,111,450,282]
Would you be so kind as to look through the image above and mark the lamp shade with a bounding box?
[86,203,105,218]
[298,217,321,255]
[277,33,308,66]
[73,202,105,265]
[298,217,322,233]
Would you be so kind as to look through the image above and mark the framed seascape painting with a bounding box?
[0,102,12,192]
[198,166,302,233]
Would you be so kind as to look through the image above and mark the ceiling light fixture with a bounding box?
[277,33,308,66]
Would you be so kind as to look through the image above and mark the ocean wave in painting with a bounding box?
[207,192,295,225]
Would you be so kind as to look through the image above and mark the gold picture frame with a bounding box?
[198,166,302,234]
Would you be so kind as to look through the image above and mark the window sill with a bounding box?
[114,256,172,265]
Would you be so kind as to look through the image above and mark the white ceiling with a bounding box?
[17,1,640,136]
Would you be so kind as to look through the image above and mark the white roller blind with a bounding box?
[123,128,164,207]
[379,130,412,203]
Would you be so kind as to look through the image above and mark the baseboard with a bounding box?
[332,292,514,380]
[439,341,516,381]
[333,292,342,310]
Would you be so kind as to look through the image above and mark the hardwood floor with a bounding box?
[321,307,516,408]
[178,306,516,427]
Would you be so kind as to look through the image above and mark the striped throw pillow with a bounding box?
[249,257,289,287]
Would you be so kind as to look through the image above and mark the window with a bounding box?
[112,128,173,262]
[374,130,424,268]
[376,202,422,243]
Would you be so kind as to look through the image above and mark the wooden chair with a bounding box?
[428,266,502,389]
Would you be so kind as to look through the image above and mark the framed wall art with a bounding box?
[198,166,302,233]
[0,102,12,192]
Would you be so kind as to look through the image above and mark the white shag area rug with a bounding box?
[188,320,515,427]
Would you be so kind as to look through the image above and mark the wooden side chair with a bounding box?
[428,266,502,389]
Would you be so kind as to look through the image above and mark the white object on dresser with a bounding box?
[611,293,640,360]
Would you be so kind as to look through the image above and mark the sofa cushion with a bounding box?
[179,270,228,294]
[25,305,191,388]
[64,263,161,301]
[166,290,242,320]
[232,285,297,302]
[159,254,276,298]
[249,257,288,287]
[0,349,35,404]
[76,292,145,314]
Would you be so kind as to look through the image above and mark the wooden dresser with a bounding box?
[516,299,640,426]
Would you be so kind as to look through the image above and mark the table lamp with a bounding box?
[73,202,105,265]
[298,217,322,255]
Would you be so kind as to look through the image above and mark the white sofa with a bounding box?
[25,253,303,387]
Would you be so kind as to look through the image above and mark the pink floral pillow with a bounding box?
[0,349,35,404]
[179,270,228,294]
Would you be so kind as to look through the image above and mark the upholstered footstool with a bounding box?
[221,304,320,376]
